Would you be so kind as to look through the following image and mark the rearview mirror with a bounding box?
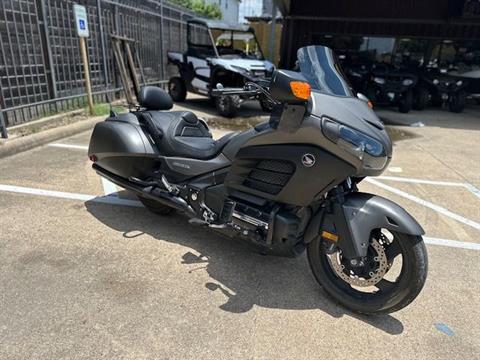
[270,70,311,104]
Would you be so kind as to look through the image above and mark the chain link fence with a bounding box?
[0,0,198,134]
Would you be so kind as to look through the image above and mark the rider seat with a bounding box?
[138,86,237,160]
[144,111,236,159]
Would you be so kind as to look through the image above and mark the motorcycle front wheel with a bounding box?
[307,229,428,314]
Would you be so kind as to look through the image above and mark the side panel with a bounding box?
[224,144,356,206]
[88,120,152,179]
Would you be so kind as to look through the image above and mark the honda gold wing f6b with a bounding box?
[88,46,428,314]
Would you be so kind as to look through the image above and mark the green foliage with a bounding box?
[169,0,222,19]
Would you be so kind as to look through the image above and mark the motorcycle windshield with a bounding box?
[298,46,355,98]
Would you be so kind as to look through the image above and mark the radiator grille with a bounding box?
[243,160,295,195]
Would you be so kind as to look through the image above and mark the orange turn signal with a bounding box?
[321,231,339,242]
[290,81,311,100]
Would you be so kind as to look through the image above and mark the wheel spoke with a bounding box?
[385,240,402,260]
[376,278,396,293]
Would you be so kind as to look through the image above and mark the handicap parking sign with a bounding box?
[73,4,89,37]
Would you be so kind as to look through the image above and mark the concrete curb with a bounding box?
[0,116,103,159]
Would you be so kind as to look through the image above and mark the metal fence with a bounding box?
[0,0,197,134]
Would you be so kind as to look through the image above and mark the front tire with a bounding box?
[307,230,428,314]
[215,95,239,118]
[413,87,429,110]
[138,195,173,215]
[398,90,413,113]
[449,91,466,113]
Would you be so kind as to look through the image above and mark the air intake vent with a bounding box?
[243,160,295,195]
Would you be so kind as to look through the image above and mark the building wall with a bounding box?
[206,0,239,23]
[278,0,480,68]
[239,0,275,23]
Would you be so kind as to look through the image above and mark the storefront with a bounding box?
[276,0,480,72]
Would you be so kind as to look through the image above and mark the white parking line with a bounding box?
[0,184,142,207]
[1,183,479,251]
[424,237,480,251]
[101,178,118,197]
[48,143,89,150]
[366,178,480,231]
[376,175,480,199]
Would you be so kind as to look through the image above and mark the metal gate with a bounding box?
[0,0,197,134]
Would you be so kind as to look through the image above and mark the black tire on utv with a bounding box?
[138,195,173,215]
[413,87,429,110]
[168,77,187,102]
[449,91,467,113]
[398,90,413,113]
[215,95,239,118]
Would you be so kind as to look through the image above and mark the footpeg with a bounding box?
[188,218,209,226]
[162,175,180,195]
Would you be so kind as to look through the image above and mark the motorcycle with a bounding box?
[88,46,428,314]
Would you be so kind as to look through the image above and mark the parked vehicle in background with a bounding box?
[167,18,275,117]
[450,69,480,105]
[413,67,469,113]
[364,63,417,113]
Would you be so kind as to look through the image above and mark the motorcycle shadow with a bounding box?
[85,196,404,335]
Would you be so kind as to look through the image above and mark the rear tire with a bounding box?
[398,90,413,113]
[413,87,429,110]
[307,231,428,314]
[215,95,239,118]
[168,77,187,102]
[449,91,466,113]
[138,195,173,215]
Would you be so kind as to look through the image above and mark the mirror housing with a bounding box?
[270,70,311,104]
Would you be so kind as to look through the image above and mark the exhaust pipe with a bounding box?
[92,164,196,217]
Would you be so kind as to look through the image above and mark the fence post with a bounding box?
[39,0,58,101]
[0,107,7,139]
[159,0,165,79]
[97,0,109,90]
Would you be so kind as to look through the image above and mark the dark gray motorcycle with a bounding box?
[88,46,428,314]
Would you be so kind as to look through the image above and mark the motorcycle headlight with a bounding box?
[403,79,414,86]
[456,80,463,87]
[322,118,387,170]
[373,77,385,85]
[433,79,439,85]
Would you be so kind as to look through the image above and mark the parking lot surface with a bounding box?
[0,109,479,359]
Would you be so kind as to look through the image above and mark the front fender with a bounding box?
[305,192,424,259]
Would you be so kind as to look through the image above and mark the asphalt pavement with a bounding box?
[0,105,479,359]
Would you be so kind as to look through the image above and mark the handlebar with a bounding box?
[211,82,278,106]
[211,87,258,96]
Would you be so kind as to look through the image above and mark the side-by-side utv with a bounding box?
[167,18,275,117]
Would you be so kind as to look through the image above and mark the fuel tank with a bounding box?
[88,113,158,179]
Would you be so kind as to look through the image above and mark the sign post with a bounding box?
[74,4,94,115]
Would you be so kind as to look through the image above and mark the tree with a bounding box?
[169,0,222,19]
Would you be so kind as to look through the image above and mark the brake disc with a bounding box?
[327,239,389,287]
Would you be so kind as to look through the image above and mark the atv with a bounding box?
[413,67,469,113]
[362,63,417,113]
[167,18,275,117]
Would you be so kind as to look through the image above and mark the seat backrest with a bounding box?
[138,86,173,110]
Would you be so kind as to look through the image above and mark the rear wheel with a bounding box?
[449,90,467,113]
[307,229,428,314]
[137,195,173,215]
[168,77,187,102]
[215,95,239,118]
[413,87,429,110]
[398,90,413,113]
